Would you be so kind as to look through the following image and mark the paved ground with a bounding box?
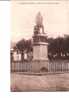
[11,72,69,92]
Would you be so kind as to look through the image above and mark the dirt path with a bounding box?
[11,72,69,91]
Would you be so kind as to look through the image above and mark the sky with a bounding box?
[11,0,69,42]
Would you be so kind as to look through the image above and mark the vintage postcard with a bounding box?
[11,0,69,91]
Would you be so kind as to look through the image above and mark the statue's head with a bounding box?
[35,12,43,26]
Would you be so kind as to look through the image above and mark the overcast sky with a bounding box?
[11,1,69,42]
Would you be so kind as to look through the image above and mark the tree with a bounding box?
[48,35,69,60]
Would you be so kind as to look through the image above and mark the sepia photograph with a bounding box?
[11,0,69,92]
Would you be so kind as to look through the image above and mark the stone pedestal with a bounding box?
[33,42,48,61]
[32,34,49,72]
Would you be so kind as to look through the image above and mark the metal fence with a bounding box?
[11,60,69,72]
[48,61,69,72]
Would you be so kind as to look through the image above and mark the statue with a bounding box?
[36,12,43,26]
[34,12,44,35]
[32,12,48,72]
